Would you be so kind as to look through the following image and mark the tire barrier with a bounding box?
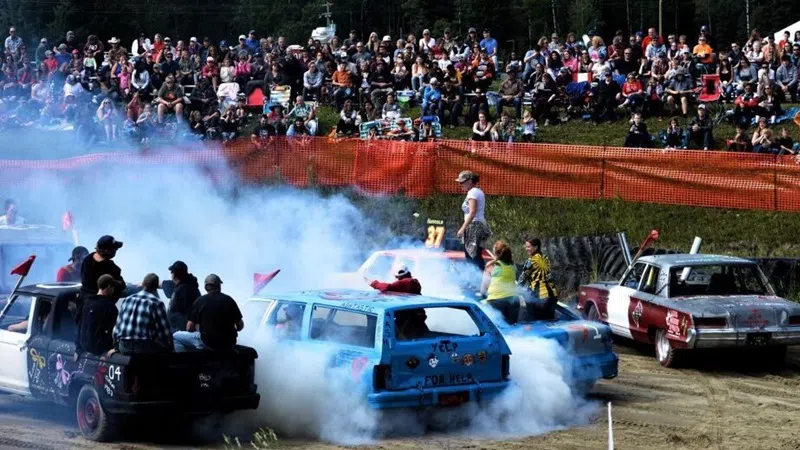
[753,258,800,300]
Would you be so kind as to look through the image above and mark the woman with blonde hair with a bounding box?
[478,240,521,324]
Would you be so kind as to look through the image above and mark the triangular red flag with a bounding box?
[62,212,74,231]
[253,269,280,295]
[10,255,36,276]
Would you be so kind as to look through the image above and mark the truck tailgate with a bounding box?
[124,346,258,411]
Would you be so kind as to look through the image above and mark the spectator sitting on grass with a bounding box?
[287,117,311,137]
[388,119,413,140]
[266,103,287,135]
[592,72,622,123]
[251,114,276,148]
[382,92,401,120]
[777,128,797,155]
[471,110,492,141]
[302,62,323,101]
[624,112,653,148]
[421,77,442,117]
[497,68,524,119]
[663,118,683,149]
[287,95,317,135]
[520,109,536,142]
[491,111,517,142]
[727,124,752,152]
[685,104,714,150]
[337,99,360,136]
[756,85,781,125]
[665,68,693,117]
[620,73,645,112]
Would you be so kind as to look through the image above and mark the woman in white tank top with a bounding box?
[456,170,491,271]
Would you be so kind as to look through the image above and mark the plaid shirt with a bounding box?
[113,290,173,349]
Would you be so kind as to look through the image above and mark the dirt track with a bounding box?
[2,344,800,450]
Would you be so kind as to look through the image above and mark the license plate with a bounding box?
[439,392,469,407]
[746,333,772,346]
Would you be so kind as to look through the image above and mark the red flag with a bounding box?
[62,212,74,231]
[10,255,36,276]
[253,269,280,295]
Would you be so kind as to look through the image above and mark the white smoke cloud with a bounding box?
[4,149,597,445]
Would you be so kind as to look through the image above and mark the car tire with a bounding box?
[654,329,682,368]
[76,385,117,442]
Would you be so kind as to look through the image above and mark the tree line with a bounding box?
[0,0,797,54]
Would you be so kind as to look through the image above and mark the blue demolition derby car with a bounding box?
[242,289,512,409]
[499,302,619,390]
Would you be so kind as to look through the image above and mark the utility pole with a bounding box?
[658,0,662,38]
[551,0,557,34]
[321,0,333,27]
[745,0,750,35]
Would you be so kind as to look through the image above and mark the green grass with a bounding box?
[337,191,800,258]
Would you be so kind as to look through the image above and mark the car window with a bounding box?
[640,265,660,294]
[310,306,376,348]
[0,294,35,334]
[52,294,80,341]
[621,263,646,289]
[395,307,481,341]
[267,301,305,340]
[669,264,770,297]
[364,254,395,280]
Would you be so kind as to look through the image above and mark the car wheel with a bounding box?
[76,385,117,442]
[586,303,601,322]
[654,329,681,368]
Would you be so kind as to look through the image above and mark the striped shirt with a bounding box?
[518,253,558,299]
[113,290,173,350]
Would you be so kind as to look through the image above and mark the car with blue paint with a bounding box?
[497,302,618,391]
[242,289,512,409]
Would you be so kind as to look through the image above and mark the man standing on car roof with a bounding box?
[76,274,124,356]
[80,235,125,301]
[166,261,201,332]
[173,274,243,352]
[113,273,173,354]
[369,266,422,294]
[57,246,89,282]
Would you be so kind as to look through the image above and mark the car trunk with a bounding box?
[125,346,257,409]
[388,334,503,391]
[521,321,610,356]
[682,296,784,329]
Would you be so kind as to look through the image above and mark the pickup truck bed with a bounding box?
[0,282,259,442]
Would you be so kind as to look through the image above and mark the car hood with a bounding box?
[503,319,612,355]
[670,295,800,327]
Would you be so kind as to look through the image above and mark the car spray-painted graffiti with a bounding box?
[28,349,46,386]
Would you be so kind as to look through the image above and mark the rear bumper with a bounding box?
[367,381,510,409]
[692,327,800,348]
[103,393,260,416]
[572,351,619,383]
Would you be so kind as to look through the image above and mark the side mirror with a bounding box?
[161,280,175,298]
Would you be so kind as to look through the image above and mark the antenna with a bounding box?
[320,1,333,27]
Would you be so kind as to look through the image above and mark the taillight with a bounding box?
[501,355,510,380]
[789,316,800,325]
[373,365,390,390]
[694,317,728,328]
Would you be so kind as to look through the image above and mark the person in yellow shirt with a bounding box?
[517,237,559,321]
[478,241,521,324]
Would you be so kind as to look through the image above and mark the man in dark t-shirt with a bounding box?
[251,114,276,149]
[80,235,124,301]
[76,274,123,356]
[173,274,243,351]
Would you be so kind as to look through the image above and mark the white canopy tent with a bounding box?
[773,20,800,43]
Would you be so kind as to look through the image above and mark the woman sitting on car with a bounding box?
[478,240,522,324]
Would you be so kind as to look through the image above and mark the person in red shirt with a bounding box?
[57,246,89,282]
[369,266,422,294]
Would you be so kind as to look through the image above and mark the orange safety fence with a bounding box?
[1,137,800,212]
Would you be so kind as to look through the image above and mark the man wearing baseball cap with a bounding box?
[368,265,422,294]
[173,274,243,351]
[57,246,89,282]
[80,235,125,301]
[166,260,201,332]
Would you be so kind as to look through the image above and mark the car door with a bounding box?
[45,293,80,399]
[606,262,646,339]
[0,293,37,395]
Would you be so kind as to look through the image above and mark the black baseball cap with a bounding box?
[169,261,188,272]
[69,246,89,261]
[97,274,125,290]
[97,235,123,250]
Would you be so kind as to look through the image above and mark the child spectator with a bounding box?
[624,112,653,148]
[471,111,492,141]
[663,118,683,149]
[337,99,360,136]
[520,109,537,142]
[727,125,752,152]
[776,128,797,154]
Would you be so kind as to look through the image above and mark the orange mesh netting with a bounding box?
[2,137,800,212]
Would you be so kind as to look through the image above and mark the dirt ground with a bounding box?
[2,343,800,450]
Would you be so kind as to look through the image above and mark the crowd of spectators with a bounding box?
[0,24,799,151]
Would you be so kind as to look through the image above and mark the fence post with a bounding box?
[774,154,778,211]
[600,157,606,200]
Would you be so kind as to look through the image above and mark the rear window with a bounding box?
[310,306,376,348]
[395,307,482,341]
[669,264,770,297]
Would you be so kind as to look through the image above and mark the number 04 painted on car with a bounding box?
[107,365,121,381]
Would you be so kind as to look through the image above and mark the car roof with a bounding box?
[0,225,75,244]
[248,289,475,311]
[637,253,755,268]
[372,249,468,259]
[18,282,82,296]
